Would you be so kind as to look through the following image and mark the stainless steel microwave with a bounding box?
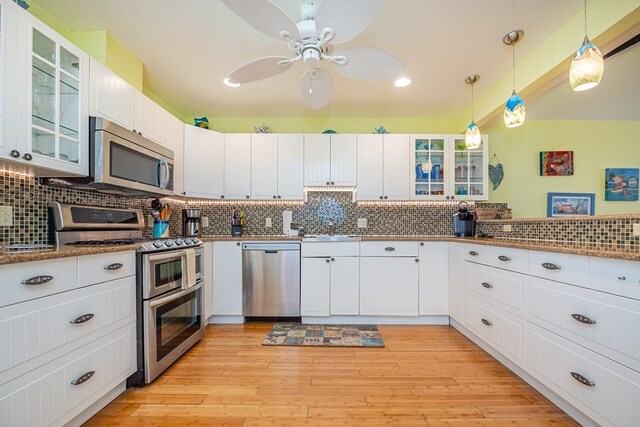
[40,117,174,197]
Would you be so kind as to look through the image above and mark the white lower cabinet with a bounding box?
[527,323,640,427]
[447,243,463,322]
[212,241,243,315]
[359,256,419,316]
[203,242,213,320]
[301,257,330,316]
[330,257,360,315]
[464,261,525,316]
[418,242,448,315]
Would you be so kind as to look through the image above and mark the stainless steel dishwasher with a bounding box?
[242,242,301,317]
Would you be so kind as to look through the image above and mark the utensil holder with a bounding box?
[153,221,170,238]
[231,225,243,237]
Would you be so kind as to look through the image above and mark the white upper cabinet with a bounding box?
[357,134,410,200]
[0,0,17,161]
[224,133,251,200]
[252,133,304,200]
[17,10,89,176]
[89,58,135,131]
[165,113,185,195]
[134,92,166,145]
[304,133,356,186]
[183,125,224,199]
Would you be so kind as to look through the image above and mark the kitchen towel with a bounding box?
[282,210,293,235]
[182,248,196,290]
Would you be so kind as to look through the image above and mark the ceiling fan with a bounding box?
[221,0,405,109]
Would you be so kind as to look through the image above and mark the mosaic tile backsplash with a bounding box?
[1,170,638,250]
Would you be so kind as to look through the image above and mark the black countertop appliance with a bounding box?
[453,201,476,237]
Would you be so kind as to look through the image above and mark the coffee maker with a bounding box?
[453,202,476,237]
[182,209,201,237]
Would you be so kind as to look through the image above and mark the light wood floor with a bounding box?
[85,323,579,426]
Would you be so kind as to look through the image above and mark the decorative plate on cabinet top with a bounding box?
[322,129,337,134]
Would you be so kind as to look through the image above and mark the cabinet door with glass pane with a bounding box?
[449,135,488,200]
[410,135,447,200]
[0,0,17,160]
[18,13,89,175]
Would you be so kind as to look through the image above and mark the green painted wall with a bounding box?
[105,34,143,90]
[208,117,456,134]
[486,119,640,218]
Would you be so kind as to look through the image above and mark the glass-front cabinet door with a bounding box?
[412,135,447,200]
[18,13,88,175]
[0,0,17,159]
[451,136,488,200]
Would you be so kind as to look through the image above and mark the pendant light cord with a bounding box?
[512,43,516,90]
[471,82,474,122]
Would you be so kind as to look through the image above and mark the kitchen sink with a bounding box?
[303,235,360,242]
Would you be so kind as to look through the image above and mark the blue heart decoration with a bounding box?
[488,163,504,190]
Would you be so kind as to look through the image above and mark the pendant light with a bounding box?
[464,75,481,150]
[503,30,525,128]
[570,0,604,91]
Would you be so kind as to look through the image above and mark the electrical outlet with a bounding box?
[0,206,13,227]
[503,224,512,232]
[357,218,367,228]
[147,215,154,228]
[633,223,640,237]
[265,217,272,227]
[201,216,209,227]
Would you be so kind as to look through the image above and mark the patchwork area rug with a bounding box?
[262,323,384,347]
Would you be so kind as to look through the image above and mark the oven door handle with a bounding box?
[149,281,202,308]
[147,251,183,263]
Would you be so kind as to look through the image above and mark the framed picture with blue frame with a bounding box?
[547,192,595,217]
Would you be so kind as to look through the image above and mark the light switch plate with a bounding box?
[502,224,512,232]
[201,216,209,227]
[0,206,13,226]
[357,218,367,228]
[265,217,272,227]
[633,223,640,237]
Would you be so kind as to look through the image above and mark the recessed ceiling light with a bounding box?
[223,78,240,88]
[394,77,411,88]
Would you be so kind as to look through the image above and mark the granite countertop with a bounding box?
[1,236,637,265]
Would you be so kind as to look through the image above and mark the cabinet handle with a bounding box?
[9,150,20,158]
[236,242,241,246]
[330,257,335,262]
[104,263,123,271]
[325,259,330,263]
[415,258,419,263]
[22,153,33,161]
[331,181,334,185]
[246,195,249,199]
[481,282,493,289]
[497,255,510,262]
[138,132,142,136]
[71,371,95,386]
[618,276,626,280]
[379,196,383,200]
[277,195,281,199]
[570,372,595,387]
[384,247,395,252]
[273,195,277,199]
[571,313,597,325]
[451,196,455,200]
[446,196,450,200]
[481,318,492,326]
[220,195,225,199]
[70,313,94,324]
[21,275,53,285]
[468,251,478,256]
[326,181,330,185]
[384,196,388,199]
[420,242,424,246]
[542,262,560,270]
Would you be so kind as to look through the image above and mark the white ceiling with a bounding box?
[32,0,590,118]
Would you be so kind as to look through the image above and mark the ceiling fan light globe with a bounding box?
[394,77,411,87]
[569,38,604,92]
[503,91,526,128]
[223,77,240,88]
[465,122,481,149]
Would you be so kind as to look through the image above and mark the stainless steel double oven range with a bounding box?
[48,202,205,386]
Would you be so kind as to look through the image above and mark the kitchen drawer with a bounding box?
[0,324,136,427]
[464,262,525,316]
[78,250,136,287]
[463,296,526,368]
[590,256,640,300]
[527,323,640,427]
[527,276,640,373]
[489,246,528,274]
[301,241,359,257]
[0,277,135,385]
[462,243,491,265]
[0,257,78,308]
[359,241,418,257]
[528,250,589,287]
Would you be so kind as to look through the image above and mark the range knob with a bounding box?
[164,240,174,247]
[192,238,200,244]
[184,239,192,245]
[152,240,163,248]
[175,239,183,246]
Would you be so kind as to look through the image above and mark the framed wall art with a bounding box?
[540,151,574,176]
[547,192,595,217]
[605,168,639,201]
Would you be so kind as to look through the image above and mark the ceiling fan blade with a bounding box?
[299,69,333,109]
[227,56,293,84]
[220,0,299,40]
[315,0,383,44]
[333,46,404,80]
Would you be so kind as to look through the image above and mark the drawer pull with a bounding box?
[70,313,94,324]
[571,313,596,325]
[481,318,492,326]
[384,247,396,252]
[325,259,330,263]
[21,275,53,285]
[570,372,595,387]
[469,251,478,256]
[497,255,511,261]
[481,282,493,289]
[541,262,561,270]
[618,276,626,280]
[104,263,123,271]
[71,370,95,386]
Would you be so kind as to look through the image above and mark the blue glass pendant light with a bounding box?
[503,30,526,128]
[570,0,604,91]
[464,75,481,150]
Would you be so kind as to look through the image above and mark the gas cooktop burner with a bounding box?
[4,244,55,253]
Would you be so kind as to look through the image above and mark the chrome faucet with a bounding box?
[327,220,335,236]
